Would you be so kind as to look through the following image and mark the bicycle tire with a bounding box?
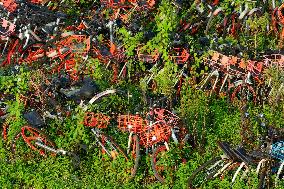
[258,170,267,189]
[151,145,168,183]
[128,134,140,179]
[258,163,271,189]
[257,167,269,189]
[11,132,22,155]
[188,157,224,189]
[88,89,117,105]
[231,83,256,103]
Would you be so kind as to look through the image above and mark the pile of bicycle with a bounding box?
[0,0,284,188]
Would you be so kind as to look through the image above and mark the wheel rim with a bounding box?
[152,145,168,183]
[231,84,256,104]
[11,132,22,155]
[130,135,138,175]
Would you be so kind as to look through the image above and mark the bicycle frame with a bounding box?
[33,137,80,167]
[35,139,67,155]
[90,127,118,158]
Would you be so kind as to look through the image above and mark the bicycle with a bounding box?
[187,112,284,189]
[148,107,192,183]
[6,77,120,166]
[117,104,191,183]
[2,109,80,167]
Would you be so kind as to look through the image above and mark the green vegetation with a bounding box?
[0,0,284,188]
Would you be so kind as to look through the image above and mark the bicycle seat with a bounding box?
[72,84,98,99]
[100,47,111,56]
[67,78,99,102]
[55,12,67,19]
[217,141,239,161]
[23,111,44,128]
[51,77,70,90]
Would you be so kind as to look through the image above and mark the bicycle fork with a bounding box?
[127,132,134,155]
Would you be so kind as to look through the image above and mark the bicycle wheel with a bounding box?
[258,160,272,189]
[2,122,9,141]
[188,157,230,189]
[11,132,22,155]
[128,134,140,179]
[258,167,270,189]
[231,83,256,104]
[151,145,169,183]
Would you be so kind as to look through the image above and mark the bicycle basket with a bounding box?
[117,114,147,133]
[168,48,190,64]
[137,46,160,63]
[271,141,284,161]
[83,112,110,129]
[148,108,181,128]
[139,121,171,148]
